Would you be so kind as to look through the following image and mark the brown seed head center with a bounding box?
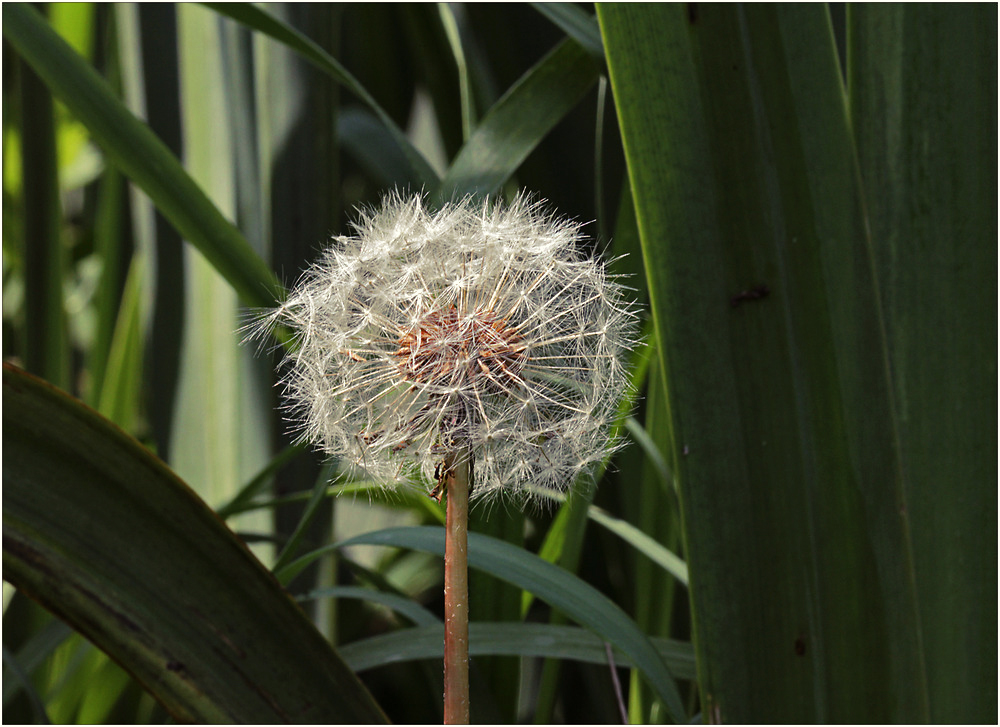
[395,306,526,390]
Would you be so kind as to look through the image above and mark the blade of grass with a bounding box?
[18,46,68,389]
[530,3,604,60]
[282,526,687,722]
[2,647,51,724]
[3,3,282,309]
[202,1,437,190]
[94,254,143,430]
[435,37,601,201]
[339,622,696,679]
[296,586,441,628]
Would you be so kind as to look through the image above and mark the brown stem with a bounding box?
[443,447,471,724]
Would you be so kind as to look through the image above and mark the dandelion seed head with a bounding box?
[252,193,636,504]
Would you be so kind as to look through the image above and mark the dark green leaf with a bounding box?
[436,38,601,201]
[2,364,387,723]
[339,622,696,680]
[849,5,998,721]
[599,4,926,721]
[202,1,438,190]
[282,526,686,722]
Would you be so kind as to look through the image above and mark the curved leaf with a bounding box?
[586,506,688,588]
[201,1,438,190]
[436,38,601,201]
[2,364,387,724]
[283,525,686,723]
[2,3,281,309]
[531,3,604,59]
[296,586,441,628]
[339,622,696,680]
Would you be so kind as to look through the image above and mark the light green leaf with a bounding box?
[531,3,604,59]
[2,3,281,309]
[587,505,687,587]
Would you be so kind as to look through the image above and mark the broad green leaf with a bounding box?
[849,5,998,722]
[436,37,601,201]
[338,622,696,680]
[201,1,438,190]
[284,526,686,723]
[2,3,282,309]
[599,4,926,722]
[2,364,387,723]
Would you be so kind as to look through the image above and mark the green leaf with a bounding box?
[296,586,441,628]
[587,505,687,588]
[599,4,926,722]
[436,37,601,201]
[2,3,282,309]
[2,618,73,706]
[339,622,696,680]
[284,526,686,723]
[531,3,604,59]
[18,38,69,389]
[215,443,309,520]
[338,108,414,188]
[94,254,144,430]
[2,646,51,724]
[201,1,438,190]
[849,5,998,722]
[2,364,387,723]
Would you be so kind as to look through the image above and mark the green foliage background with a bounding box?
[3,3,995,724]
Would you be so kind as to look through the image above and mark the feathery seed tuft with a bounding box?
[251,193,636,503]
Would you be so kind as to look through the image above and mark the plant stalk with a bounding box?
[443,447,471,724]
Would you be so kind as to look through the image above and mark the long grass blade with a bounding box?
[339,622,696,679]
[436,38,601,201]
[201,1,438,190]
[2,3,282,308]
[283,526,687,722]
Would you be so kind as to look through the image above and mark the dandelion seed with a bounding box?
[251,192,636,504]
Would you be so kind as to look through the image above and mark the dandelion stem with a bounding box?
[443,446,471,724]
